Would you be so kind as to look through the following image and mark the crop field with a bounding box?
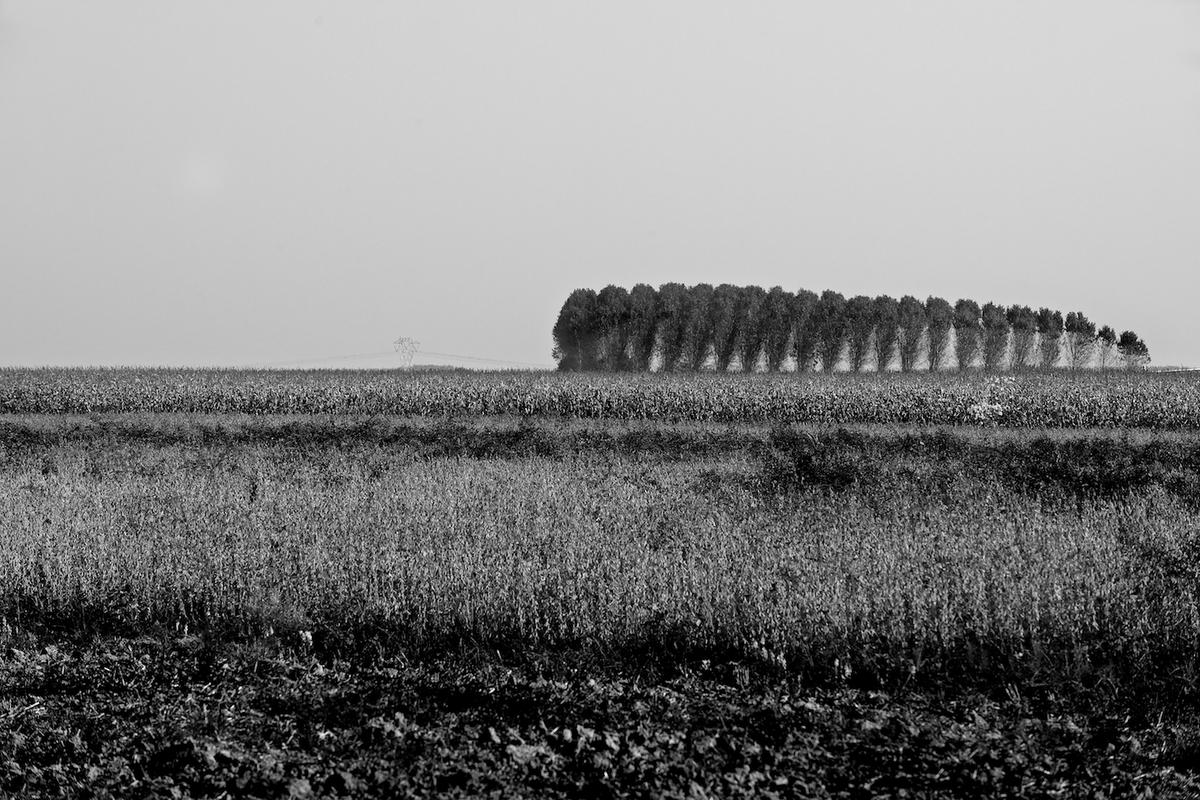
[5,367,1200,427]
[3,369,1200,797]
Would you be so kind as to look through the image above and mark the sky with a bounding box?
[1,1,1198,369]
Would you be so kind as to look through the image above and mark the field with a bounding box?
[3,369,1200,797]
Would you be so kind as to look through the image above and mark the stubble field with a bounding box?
[2,369,1200,798]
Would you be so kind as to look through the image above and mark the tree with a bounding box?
[813,290,847,372]
[844,295,875,372]
[896,295,926,372]
[791,289,820,372]
[627,283,659,371]
[980,302,1009,371]
[552,288,600,371]
[1117,330,1150,370]
[1036,308,1063,369]
[953,299,982,371]
[596,285,631,371]
[872,295,900,372]
[656,283,691,372]
[763,286,795,372]
[1006,305,1037,371]
[925,296,954,372]
[1096,325,1118,369]
[735,285,768,372]
[710,283,741,371]
[1063,311,1096,370]
[683,283,715,371]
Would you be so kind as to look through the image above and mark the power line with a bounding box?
[244,350,397,368]
[240,348,553,370]
[416,350,553,369]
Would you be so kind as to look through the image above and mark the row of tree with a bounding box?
[552,284,1151,372]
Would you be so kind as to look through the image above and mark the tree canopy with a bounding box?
[552,284,1145,374]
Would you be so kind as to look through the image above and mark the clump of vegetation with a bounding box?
[759,426,1200,504]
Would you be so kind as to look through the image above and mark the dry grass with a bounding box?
[3,441,1198,699]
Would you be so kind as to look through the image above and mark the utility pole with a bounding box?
[393,337,420,369]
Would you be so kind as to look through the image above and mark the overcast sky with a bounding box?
[1,1,1198,368]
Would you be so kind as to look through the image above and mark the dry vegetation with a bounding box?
[2,370,1200,797]
[4,442,1200,698]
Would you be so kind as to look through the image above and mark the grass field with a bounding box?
[3,370,1200,797]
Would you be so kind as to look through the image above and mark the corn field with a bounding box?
[3,368,1200,428]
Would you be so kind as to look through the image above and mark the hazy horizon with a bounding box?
[2,2,1198,369]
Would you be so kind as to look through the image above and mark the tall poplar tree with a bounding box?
[596,284,632,370]
[627,283,659,371]
[710,283,741,371]
[897,295,926,372]
[953,299,982,371]
[980,301,1010,371]
[872,295,900,372]
[763,286,795,372]
[684,283,715,370]
[735,285,768,372]
[844,295,875,372]
[656,282,691,372]
[1063,311,1096,370]
[1006,305,1037,371]
[552,288,601,370]
[1036,308,1063,368]
[925,296,954,372]
[813,290,847,372]
[791,289,820,372]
